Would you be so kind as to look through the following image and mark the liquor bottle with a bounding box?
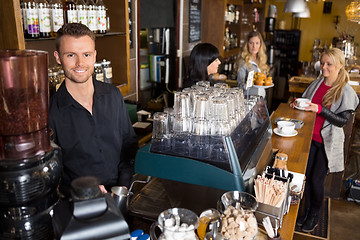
[223,58,229,76]
[26,0,40,38]
[235,6,239,24]
[77,0,88,26]
[96,0,107,34]
[49,0,64,37]
[38,0,51,38]
[229,4,236,23]
[64,0,77,23]
[253,8,259,23]
[20,0,29,38]
[87,0,97,33]
[106,7,110,31]
[224,27,230,51]
[228,57,233,79]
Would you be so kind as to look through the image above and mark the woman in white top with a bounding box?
[237,31,269,98]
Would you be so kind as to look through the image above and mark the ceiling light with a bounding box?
[293,5,311,18]
[345,0,360,23]
[284,0,307,13]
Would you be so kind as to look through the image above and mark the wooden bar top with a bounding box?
[289,75,360,95]
[270,103,316,240]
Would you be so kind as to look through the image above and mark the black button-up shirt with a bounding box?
[49,79,137,191]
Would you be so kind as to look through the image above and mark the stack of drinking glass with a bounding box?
[151,81,258,165]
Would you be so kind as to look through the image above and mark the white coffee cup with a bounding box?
[277,121,295,135]
[296,98,310,108]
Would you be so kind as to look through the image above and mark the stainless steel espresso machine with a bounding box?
[130,91,273,219]
[0,50,62,239]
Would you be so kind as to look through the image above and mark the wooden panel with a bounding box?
[0,0,25,50]
[201,0,225,55]
[271,103,316,240]
[96,35,129,90]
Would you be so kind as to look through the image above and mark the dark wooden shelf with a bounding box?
[222,48,241,58]
[25,32,126,41]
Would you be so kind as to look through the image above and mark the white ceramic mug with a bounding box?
[296,98,310,108]
[277,121,295,135]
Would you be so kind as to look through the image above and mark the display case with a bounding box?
[131,97,273,218]
[273,30,301,78]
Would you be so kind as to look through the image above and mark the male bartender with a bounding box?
[49,23,138,197]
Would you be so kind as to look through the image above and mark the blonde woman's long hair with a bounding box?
[321,48,349,108]
[239,31,269,74]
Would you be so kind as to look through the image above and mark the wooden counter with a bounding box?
[289,75,360,95]
[270,103,316,240]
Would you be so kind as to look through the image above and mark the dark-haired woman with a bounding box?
[184,43,221,88]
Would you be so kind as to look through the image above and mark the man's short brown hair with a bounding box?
[56,23,96,52]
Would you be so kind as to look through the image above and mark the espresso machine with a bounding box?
[0,50,62,239]
[130,97,273,219]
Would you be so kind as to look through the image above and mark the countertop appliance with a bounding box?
[52,177,130,240]
[130,97,273,219]
[0,50,62,239]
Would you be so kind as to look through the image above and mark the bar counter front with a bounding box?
[271,103,315,240]
[128,102,316,239]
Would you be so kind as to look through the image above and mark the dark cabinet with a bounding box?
[273,30,301,78]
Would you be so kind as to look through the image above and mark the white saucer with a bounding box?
[253,83,274,89]
[294,105,306,111]
[274,128,298,137]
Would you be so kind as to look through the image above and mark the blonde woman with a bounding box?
[291,48,359,233]
[236,31,269,97]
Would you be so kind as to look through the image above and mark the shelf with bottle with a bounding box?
[243,1,265,33]
[17,0,131,95]
[219,55,238,81]
[202,0,243,59]
[222,1,243,57]
[25,31,126,42]
[20,0,110,40]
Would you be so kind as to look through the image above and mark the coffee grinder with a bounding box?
[0,50,62,239]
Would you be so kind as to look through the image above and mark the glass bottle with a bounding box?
[20,0,28,38]
[96,0,107,34]
[38,0,51,38]
[94,62,104,82]
[77,0,88,26]
[224,27,230,51]
[101,59,112,84]
[49,0,64,37]
[26,0,40,38]
[64,0,77,23]
[106,7,110,31]
[87,0,97,33]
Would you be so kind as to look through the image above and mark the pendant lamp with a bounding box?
[284,0,307,13]
[293,5,311,18]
